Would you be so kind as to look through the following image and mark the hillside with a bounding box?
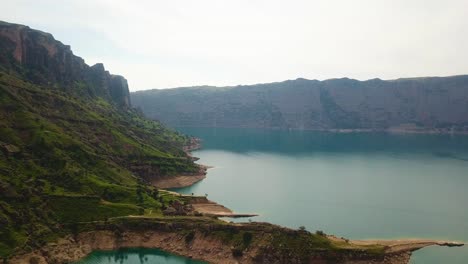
[0,21,198,258]
[131,77,468,133]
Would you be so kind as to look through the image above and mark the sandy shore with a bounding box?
[328,235,464,253]
[151,138,211,189]
[354,239,464,253]
[152,173,206,189]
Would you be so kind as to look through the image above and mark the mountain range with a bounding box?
[132,76,468,133]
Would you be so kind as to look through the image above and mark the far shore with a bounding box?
[173,125,468,135]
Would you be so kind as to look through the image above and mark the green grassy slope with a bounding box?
[0,71,197,258]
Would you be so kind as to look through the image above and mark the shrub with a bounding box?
[243,232,253,247]
[185,231,195,244]
[232,248,243,257]
[315,230,325,236]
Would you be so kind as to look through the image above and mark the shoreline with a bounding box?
[186,194,258,218]
[9,218,464,264]
[9,137,465,264]
[151,169,207,189]
[173,125,468,135]
[152,137,210,189]
[327,235,464,253]
[157,190,258,218]
[152,162,212,189]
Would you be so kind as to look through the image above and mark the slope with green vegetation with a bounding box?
[0,21,198,258]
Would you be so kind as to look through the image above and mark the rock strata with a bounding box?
[0,21,131,108]
[131,76,468,133]
[8,218,464,264]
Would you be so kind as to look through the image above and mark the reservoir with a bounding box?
[77,127,468,263]
[175,127,468,264]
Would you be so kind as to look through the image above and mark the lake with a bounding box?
[74,248,206,264]
[75,127,468,263]
[173,127,468,264]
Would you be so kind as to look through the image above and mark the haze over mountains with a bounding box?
[132,76,468,133]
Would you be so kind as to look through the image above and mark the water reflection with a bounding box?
[75,248,206,264]
[175,127,468,264]
[179,127,468,159]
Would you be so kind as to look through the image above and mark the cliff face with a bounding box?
[8,230,409,264]
[9,217,463,264]
[0,21,199,258]
[131,76,468,132]
[0,21,131,107]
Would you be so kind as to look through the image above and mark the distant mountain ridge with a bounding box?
[131,75,468,133]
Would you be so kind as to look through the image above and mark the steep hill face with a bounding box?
[0,21,198,258]
[131,76,468,133]
[0,21,130,108]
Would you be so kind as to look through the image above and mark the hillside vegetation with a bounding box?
[0,21,198,258]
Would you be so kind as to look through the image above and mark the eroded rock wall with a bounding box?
[0,21,131,108]
[9,230,411,264]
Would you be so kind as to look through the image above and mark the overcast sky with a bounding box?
[2,0,468,91]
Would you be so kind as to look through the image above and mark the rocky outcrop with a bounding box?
[8,218,464,264]
[6,231,399,264]
[109,75,131,107]
[0,21,131,108]
[0,142,20,157]
[131,76,468,133]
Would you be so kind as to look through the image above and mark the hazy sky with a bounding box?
[2,0,468,91]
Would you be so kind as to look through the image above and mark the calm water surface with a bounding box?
[173,127,468,264]
[75,248,206,264]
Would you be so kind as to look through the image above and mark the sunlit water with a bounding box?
[173,127,468,264]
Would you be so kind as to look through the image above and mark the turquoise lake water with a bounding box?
[75,248,206,264]
[77,127,468,263]
[173,127,468,264]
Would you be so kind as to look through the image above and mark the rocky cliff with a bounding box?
[0,21,131,107]
[131,76,468,133]
[9,217,463,264]
[0,21,199,259]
